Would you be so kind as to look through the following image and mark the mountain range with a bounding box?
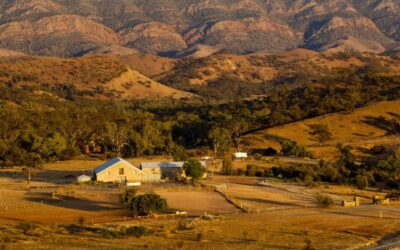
[0,0,399,57]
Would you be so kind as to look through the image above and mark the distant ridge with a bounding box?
[0,0,398,57]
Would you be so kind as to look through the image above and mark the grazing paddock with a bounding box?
[203,176,391,212]
[2,161,400,249]
[155,189,238,215]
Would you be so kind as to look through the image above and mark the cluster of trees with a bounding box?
[121,189,168,217]
[280,140,313,158]
[269,144,400,189]
[0,90,257,169]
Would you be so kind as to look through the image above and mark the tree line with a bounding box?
[0,60,399,172]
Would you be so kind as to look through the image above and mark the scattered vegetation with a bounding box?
[270,144,400,189]
[315,194,334,208]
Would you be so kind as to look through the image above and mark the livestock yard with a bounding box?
[1,159,400,249]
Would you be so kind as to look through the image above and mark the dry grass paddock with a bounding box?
[2,160,400,249]
[0,158,237,226]
[1,206,400,250]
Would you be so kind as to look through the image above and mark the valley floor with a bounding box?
[1,159,400,249]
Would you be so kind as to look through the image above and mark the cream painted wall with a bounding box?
[96,161,143,183]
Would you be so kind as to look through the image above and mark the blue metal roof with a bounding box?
[140,161,207,169]
[94,157,142,174]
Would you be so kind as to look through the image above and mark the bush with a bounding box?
[172,145,189,161]
[78,216,85,228]
[280,140,313,158]
[386,179,399,189]
[253,153,262,161]
[125,226,147,238]
[130,193,168,216]
[304,175,315,187]
[222,155,233,175]
[183,159,206,181]
[121,188,139,205]
[246,164,258,177]
[315,194,334,208]
[64,224,83,234]
[356,175,368,190]
[16,222,37,235]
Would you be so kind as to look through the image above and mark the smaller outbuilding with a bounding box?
[139,161,207,182]
[233,152,248,159]
[77,175,92,183]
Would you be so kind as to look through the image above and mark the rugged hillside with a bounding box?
[242,100,400,160]
[158,49,400,99]
[0,56,192,100]
[0,0,399,57]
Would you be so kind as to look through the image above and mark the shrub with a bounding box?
[236,168,245,176]
[183,159,206,181]
[222,155,233,175]
[64,224,83,234]
[304,175,315,187]
[125,226,147,238]
[16,222,37,235]
[120,188,138,205]
[355,175,368,190]
[130,193,168,216]
[315,194,334,208]
[246,164,258,177]
[280,140,313,158]
[78,216,85,229]
[253,153,262,161]
[308,124,333,145]
[172,145,189,161]
[386,179,399,189]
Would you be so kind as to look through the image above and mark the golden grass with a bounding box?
[243,100,400,160]
[0,55,192,100]
[1,166,400,249]
[107,68,192,99]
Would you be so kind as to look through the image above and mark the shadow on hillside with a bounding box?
[388,112,400,120]
[363,115,400,135]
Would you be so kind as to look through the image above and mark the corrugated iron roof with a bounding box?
[94,157,142,174]
[140,162,184,169]
[140,161,207,169]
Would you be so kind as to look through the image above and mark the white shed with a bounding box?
[233,152,248,159]
[77,175,92,183]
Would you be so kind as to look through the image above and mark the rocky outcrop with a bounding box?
[0,14,121,56]
[185,17,302,54]
[121,22,187,55]
[306,16,394,49]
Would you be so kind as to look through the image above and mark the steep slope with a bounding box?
[0,56,191,100]
[106,68,193,99]
[184,17,302,54]
[0,15,121,56]
[121,22,187,55]
[306,16,394,49]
